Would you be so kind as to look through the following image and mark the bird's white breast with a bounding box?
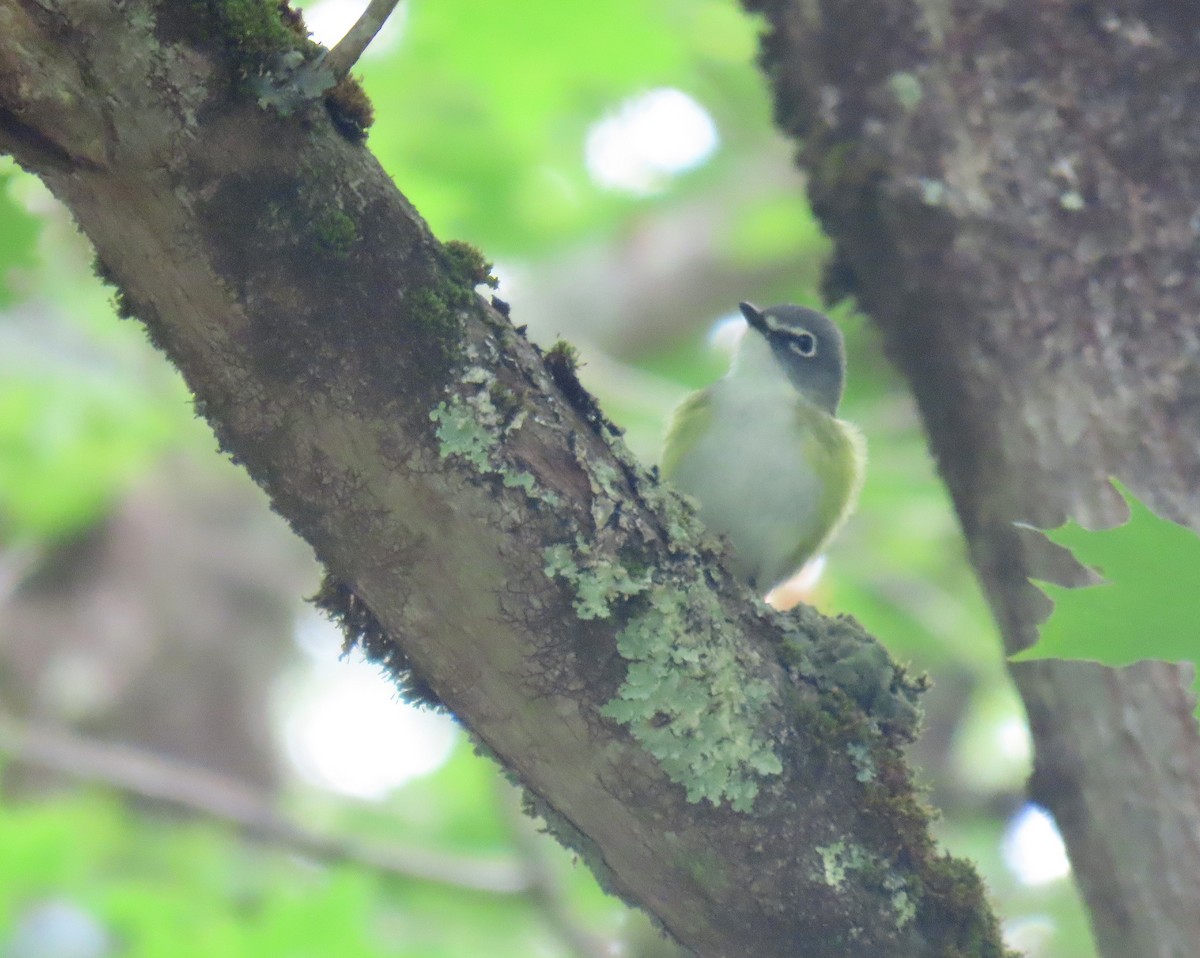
[667,376,825,591]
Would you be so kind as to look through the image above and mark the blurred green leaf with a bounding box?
[722,192,828,269]
[0,784,600,958]
[0,789,123,897]
[353,0,779,253]
[360,0,680,251]
[0,373,178,540]
[0,163,40,304]
[383,739,512,852]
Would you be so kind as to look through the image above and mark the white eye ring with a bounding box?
[788,331,817,357]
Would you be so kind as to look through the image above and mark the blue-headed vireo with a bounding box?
[662,302,866,594]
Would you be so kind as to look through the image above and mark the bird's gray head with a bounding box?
[739,302,847,413]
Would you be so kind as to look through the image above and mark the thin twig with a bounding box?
[324,0,403,79]
[0,711,527,895]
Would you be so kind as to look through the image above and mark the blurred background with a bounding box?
[0,0,1095,956]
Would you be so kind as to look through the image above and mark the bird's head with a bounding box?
[738,302,847,414]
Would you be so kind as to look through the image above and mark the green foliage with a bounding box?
[1020,482,1200,687]
[0,363,178,540]
[0,751,620,958]
[542,532,782,811]
[0,164,39,304]
[357,0,769,252]
[0,172,188,542]
[381,740,514,851]
[722,192,829,269]
[0,791,391,958]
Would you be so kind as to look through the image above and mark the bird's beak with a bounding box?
[739,301,767,334]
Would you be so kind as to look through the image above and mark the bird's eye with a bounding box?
[788,331,817,357]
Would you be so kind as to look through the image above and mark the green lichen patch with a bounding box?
[430,370,555,506]
[846,741,876,782]
[601,584,782,812]
[430,395,492,472]
[885,872,918,928]
[919,177,948,206]
[816,839,866,889]
[887,71,923,111]
[541,531,782,811]
[815,840,916,928]
[542,539,651,620]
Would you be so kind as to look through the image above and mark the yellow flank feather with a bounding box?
[661,387,715,479]
[784,409,866,577]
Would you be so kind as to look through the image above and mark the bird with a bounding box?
[661,302,866,595]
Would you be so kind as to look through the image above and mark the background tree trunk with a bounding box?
[743,1,1200,955]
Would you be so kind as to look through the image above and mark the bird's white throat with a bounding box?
[730,325,792,392]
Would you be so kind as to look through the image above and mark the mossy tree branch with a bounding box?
[0,2,1010,955]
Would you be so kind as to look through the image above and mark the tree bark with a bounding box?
[744,1,1200,955]
[0,2,1010,956]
